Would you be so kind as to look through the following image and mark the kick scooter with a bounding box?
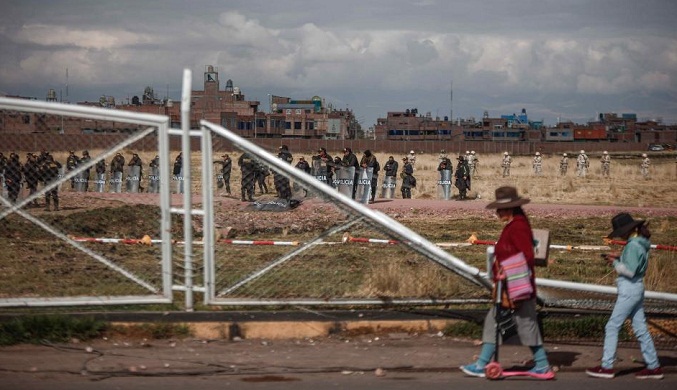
[484,278,555,380]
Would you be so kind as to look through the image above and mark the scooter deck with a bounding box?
[485,362,555,380]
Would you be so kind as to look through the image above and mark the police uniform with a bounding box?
[80,151,92,191]
[5,154,22,203]
[576,150,589,177]
[42,156,62,211]
[238,153,257,201]
[640,154,651,178]
[316,148,334,186]
[600,151,611,177]
[533,152,543,175]
[400,157,414,199]
[501,152,512,177]
[23,154,41,205]
[275,145,293,200]
[215,155,232,195]
[559,153,569,176]
[342,148,359,199]
[455,155,470,200]
[359,150,379,202]
[111,153,125,174]
[295,157,311,197]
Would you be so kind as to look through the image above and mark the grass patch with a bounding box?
[0,315,106,346]
[443,315,633,342]
[106,322,192,339]
[542,315,632,341]
[0,315,192,345]
[443,320,482,339]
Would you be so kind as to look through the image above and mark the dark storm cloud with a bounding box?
[1,0,675,126]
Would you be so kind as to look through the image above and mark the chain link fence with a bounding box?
[0,98,173,307]
[2,74,676,314]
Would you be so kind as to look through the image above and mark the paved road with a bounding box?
[1,334,674,389]
[3,371,676,390]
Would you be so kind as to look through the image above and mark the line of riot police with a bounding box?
[2,148,472,207]
[1,150,63,210]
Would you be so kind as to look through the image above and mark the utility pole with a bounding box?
[450,80,453,123]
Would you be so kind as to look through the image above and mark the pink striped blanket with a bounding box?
[501,252,533,302]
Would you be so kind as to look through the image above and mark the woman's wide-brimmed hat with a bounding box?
[608,212,644,238]
[485,186,530,209]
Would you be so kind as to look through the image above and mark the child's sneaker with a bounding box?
[528,366,556,380]
[459,363,486,378]
[586,366,615,379]
[635,367,664,380]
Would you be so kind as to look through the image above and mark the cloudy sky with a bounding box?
[1,0,676,128]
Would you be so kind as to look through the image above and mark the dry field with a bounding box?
[367,150,677,207]
[42,148,677,207]
[2,148,677,307]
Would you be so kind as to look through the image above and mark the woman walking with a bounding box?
[460,186,554,379]
[586,213,663,379]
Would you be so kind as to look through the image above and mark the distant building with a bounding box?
[375,107,677,144]
[1,70,676,144]
[0,65,355,139]
[374,108,457,140]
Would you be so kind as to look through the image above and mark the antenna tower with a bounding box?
[450,80,453,122]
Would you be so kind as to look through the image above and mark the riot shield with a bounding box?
[381,176,396,199]
[437,169,452,200]
[173,168,184,194]
[0,174,6,199]
[109,171,123,193]
[58,167,66,191]
[126,165,141,192]
[73,171,88,192]
[95,173,106,193]
[355,167,373,204]
[148,167,160,193]
[292,177,305,197]
[335,166,355,198]
[311,158,328,185]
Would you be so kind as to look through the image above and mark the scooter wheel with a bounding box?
[485,362,503,380]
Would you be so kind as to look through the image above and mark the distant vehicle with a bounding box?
[648,144,664,151]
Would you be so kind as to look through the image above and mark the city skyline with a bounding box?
[1,0,676,127]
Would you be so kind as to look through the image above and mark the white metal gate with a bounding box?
[3,69,676,310]
[0,98,173,307]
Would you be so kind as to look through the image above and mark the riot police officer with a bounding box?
[5,153,22,203]
[295,157,311,197]
[42,155,62,211]
[400,157,415,199]
[501,152,512,177]
[559,153,569,176]
[66,150,80,189]
[455,155,470,200]
[238,152,257,201]
[80,150,92,191]
[275,145,293,200]
[341,147,359,199]
[214,154,232,195]
[23,153,40,206]
[600,151,611,177]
